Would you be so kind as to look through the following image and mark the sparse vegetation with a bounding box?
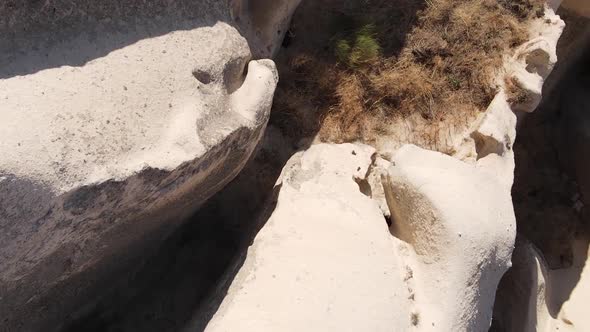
[334,24,382,67]
[505,76,532,105]
[270,0,545,144]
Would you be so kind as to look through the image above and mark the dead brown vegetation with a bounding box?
[270,0,545,144]
[505,75,533,105]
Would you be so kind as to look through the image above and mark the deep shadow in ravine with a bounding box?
[62,126,291,332]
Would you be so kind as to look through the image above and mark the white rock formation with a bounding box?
[0,0,577,330]
[207,143,412,332]
[447,3,564,165]
[207,142,517,331]
[1,30,275,192]
[382,144,516,331]
[0,2,288,330]
[206,3,571,332]
[502,4,564,114]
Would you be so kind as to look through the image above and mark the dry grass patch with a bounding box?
[505,76,533,105]
[271,0,545,144]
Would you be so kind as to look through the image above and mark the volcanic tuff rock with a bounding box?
[0,0,298,330]
[206,2,570,331]
[206,143,412,332]
[208,142,517,331]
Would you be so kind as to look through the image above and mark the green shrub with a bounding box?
[335,39,352,64]
[334,23,381,67]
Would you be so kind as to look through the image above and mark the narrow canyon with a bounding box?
[0,0,588,331]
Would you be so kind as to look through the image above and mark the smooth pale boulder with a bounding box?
[206,143,519,332]
[206,143,412,332]
[0,1,286,331]
[382,144,517,331]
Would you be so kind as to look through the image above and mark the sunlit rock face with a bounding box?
[0,1,288,331]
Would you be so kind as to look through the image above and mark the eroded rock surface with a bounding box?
[0,0,583,331]
[207,142,519,331]
[204,3,573,332]
[0,2,286,331]
[383,145,516,331]
[206,144,412,332]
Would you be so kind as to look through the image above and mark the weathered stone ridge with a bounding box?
[0,1,285,330]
